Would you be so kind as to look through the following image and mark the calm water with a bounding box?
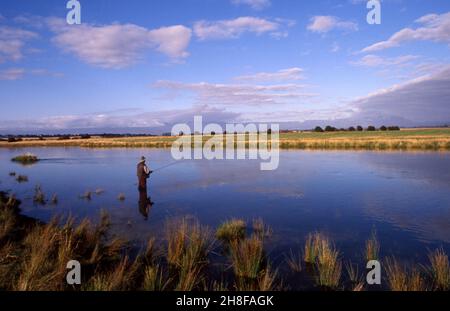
[1,147,449,266]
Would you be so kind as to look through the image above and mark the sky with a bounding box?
[0,0,449,133]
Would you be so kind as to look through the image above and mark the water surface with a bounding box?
[1,147,449,266]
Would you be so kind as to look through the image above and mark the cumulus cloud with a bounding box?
[351,54,419,67]
[362,12,450,52]
[47,18,192,69]
[350,66,450,124]
[153,80,314,107]
[0,26,38,63]
[193,17,285,40]
[231,0,271,10]
[234,67,304,82]
[0,68,25,80]
[307,16,358,33]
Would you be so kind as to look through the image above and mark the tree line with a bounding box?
[313,125,401,132]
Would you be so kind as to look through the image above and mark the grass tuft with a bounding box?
[11,153,39,165]
[216,219,246,242]
[427,248,450,291]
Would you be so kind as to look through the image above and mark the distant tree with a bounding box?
[325,125,336,132]
[339,128,346,132]
[210,131,216,136]
[388,126,400,131]
[356,126,363,131]
[348,126,356,131]
[367,126,376,131]
[380,126,387,131]
[179,131,184,136]
[267,128,272,134]
[314,126,324,133]
[80,134,91,139]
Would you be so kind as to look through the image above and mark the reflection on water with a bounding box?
[0,148,449,264]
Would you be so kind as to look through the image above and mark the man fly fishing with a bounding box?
[137,156,152,190]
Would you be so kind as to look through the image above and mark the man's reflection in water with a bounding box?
[138,186,154,220]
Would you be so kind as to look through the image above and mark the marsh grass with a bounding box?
[216,219,246,242]
[80,191,92,200]
[385,257,427,291]
[252,218,272,239]
[304,232,324,264]
[314,236,342,289]
[166,218,214,291]
[229,235,264,280]
[0,191,449,292]
[95,189,105,195]
[285,250,302,273]
[366,230,380,261]
[16,175,28,183]
[51,194,58,205]
[33,185,45,204]
[118,193,126,201]
[11,153,39,165]
[427,248,450,290]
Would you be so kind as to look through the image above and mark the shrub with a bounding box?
[314,126,324,133]
[367,126,376,131]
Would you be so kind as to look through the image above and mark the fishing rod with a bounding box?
[151,159,186,173]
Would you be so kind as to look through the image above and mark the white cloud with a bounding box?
[231,0,271,10]
[351,54,419,67]
[331,42,340,53]
[0,68,25,80]
[350,66,450,124]
[153,80,314,107]
[234,67,304,82]
[0,105,239,131]
[307,16,358,33]
[0,26,38,63]
[362,12,450,52]
[193,16,283,40]
[47,18,192,69]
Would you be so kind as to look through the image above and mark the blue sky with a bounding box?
[0,0,449,133]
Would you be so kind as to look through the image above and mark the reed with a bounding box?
[252,218,272,239]
[366,230,380,261]
[229,235,264,280]
[16,175,28,183]
[80,191,92,200]
[33,185,45,204]
[95,189,105,195]
[304,232,324,264]
[51,194,58,205]
[216,219,246,242]
[385,257,427,291]
[285,249,302,273]
[118,193,126,201]
[143,264,170,291]
[427,248,450,290]
[315,236,342,289]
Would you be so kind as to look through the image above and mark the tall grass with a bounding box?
[385,257,427,291]
[216,219,246,242]
[428,248,450,290]
[366,230,380,261]
[229,235,264,280]
[304,232,323,264]
[285,250,302,273]
[314,235,342,289]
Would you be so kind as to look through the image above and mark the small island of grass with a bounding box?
[11,153,40,165]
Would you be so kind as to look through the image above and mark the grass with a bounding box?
[11,153,39,165]
[366,230,380,261]
[427,248,450,290]
[314,235,342,289]
[33,185,45,204]
[1,128,449,150]
[285,250,302,273]
[229,235,264,280]
[0,192,449,291]
[216,219,246,242]
[384,257,427,291]
[304,232,324,264]
[117,193,126,201]
[16,175,28,183]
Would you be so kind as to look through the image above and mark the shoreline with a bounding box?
[1,128,450,151]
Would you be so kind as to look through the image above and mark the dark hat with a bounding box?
[140,156,146,162]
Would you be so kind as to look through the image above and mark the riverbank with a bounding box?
[1,128,450,151]
[1,191,449,291]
